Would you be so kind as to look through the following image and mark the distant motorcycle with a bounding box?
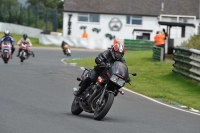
[61,41,71,56]
[71,61,137,120]
[18,43,35,62]
[19,43,28,62]
[1,41,12,64]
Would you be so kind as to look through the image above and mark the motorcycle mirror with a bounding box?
[131,73,137,76]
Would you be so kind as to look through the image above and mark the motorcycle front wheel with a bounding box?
[93,92,114,120]
[3,52,8,64]
[20,51,25,62]
[3,57,8,63]
[71,97,83,115]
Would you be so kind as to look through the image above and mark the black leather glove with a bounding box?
[105,63,111,68]
[100,61,106,66]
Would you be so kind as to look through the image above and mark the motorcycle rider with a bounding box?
[0,30,15,58]
[74,42,131,96]
[17,34,35,57]
[61,41,71,55]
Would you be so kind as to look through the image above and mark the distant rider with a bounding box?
[61,41,71,55]
[0,30,15,58]
[17,34,35,57]
[74,42,131,96]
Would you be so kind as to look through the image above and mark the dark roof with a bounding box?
[133,29,153,32]
[64,0,199,17]
[159,21,195,28]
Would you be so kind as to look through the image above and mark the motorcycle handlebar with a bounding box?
[97,63,111,68]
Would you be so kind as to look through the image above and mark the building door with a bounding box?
[142,33,150,40]
[136,33,150,40]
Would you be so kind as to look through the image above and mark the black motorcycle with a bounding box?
[71,61,136,120]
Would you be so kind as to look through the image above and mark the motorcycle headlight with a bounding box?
[110,75,125,87]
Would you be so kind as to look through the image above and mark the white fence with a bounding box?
[0,22,113,50]
[0,22,42,38]
[39,34,113,49]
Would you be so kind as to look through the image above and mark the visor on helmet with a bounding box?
[114,51,123,59]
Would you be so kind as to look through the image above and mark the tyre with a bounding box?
[71,97,83,115]
[20,51,25,62]
[4,58,8,64]
[93,92,114,120]
[3,52,8,64]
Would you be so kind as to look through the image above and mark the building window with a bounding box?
[126,16,142,25]
[78,13,100,23]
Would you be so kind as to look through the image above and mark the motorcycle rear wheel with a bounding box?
[93,92,114,120]
[71,97,83,115]
[20,58,24,62]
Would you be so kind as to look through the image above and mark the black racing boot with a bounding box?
[73,88,82,96]
[63,50,67,55]
[32,51,35,57]
[16,51,20,57]
[73,85,86,96]
[73,78,91,96]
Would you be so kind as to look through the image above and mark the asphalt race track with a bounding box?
[0,48,200,133]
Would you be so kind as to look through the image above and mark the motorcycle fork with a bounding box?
[97,84,107,105]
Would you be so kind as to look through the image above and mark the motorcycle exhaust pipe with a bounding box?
[88,89,97,103]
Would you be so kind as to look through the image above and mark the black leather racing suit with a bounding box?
[77,49,129,95]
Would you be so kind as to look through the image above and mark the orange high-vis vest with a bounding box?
[82,32,88,38]
[154,34,165,46]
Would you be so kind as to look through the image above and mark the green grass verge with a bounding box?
[66,50,200,110]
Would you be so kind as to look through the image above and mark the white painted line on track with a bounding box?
[61,58,67,65]
[122,87,200,116]
[60,60,200,116]
[80,67,85,70]
[69,63,77,66]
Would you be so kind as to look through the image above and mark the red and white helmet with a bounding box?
[111,42,125,60]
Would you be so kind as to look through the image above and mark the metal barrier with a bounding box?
[124,39,154,50]
[173,46,200,82]
[152,45,164,61]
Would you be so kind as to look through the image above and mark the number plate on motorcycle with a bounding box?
[110,75,125,87]
[3,46,9,49]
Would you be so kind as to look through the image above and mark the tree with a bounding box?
[26,0,63,9]
[26,0,64,29]
[0,0,18,5]
[0,0,19,23]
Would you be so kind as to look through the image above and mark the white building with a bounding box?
[63,0,199,51]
